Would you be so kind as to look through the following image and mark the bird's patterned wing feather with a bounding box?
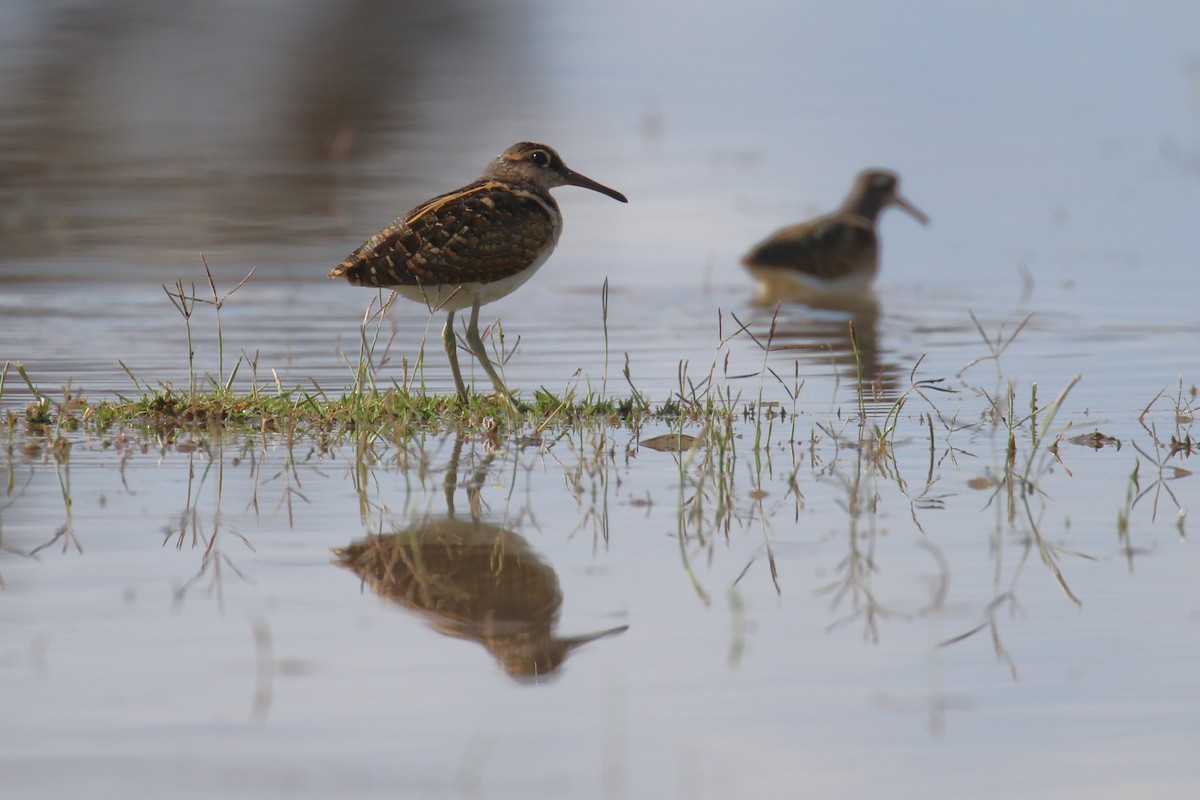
[329,180,557,288]
[743,215,877,281]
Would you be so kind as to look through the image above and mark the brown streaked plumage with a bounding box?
[334,520,628,681]
[742,169,928,305]
[330,142,627,403]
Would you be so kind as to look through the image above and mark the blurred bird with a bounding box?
[742,169,928,305]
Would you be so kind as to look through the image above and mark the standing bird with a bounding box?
[330,142,627,402]
[742,169,928,305]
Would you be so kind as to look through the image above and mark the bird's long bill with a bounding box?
[563,169,629,203]
[892,194,930,225]
[561,624,631,649]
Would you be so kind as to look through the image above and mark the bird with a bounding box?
[329,142,627,403]
[741,169,928,306]
[334,520,628,681]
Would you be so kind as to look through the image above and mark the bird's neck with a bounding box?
[841,194,886,223]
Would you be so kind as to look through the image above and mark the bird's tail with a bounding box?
[328,258,360,282]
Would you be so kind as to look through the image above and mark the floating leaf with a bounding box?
[640,433,701,453]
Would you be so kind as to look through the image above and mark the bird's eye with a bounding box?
[530,150,550,166]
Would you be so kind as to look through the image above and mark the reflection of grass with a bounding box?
[3,264,1196,685]
[935,353,1186,678]
[163,441,257,612]
[1132,380,1196,531]
[934,317,1194,671]
[4,363,81,555]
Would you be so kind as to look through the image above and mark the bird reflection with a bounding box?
[334,436,627,682]
[757,296,903,401]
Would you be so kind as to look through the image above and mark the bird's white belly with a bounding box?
[390,235,559,313]
[748,265,876,306]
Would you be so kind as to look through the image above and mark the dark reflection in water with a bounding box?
[756,294,903,401]
[0,1,528,267]
[334,436,627,682]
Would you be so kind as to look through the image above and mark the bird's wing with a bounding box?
[329,180,557,288]
[742,215,877,281]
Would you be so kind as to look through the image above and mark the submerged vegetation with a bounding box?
[2,262,1196,660]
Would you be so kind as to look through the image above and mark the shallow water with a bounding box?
[2,1,1199,798]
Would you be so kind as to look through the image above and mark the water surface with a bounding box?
[2,1,1198,798]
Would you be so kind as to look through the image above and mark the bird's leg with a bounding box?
[465,301,517,406]
[442,309,468,401]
